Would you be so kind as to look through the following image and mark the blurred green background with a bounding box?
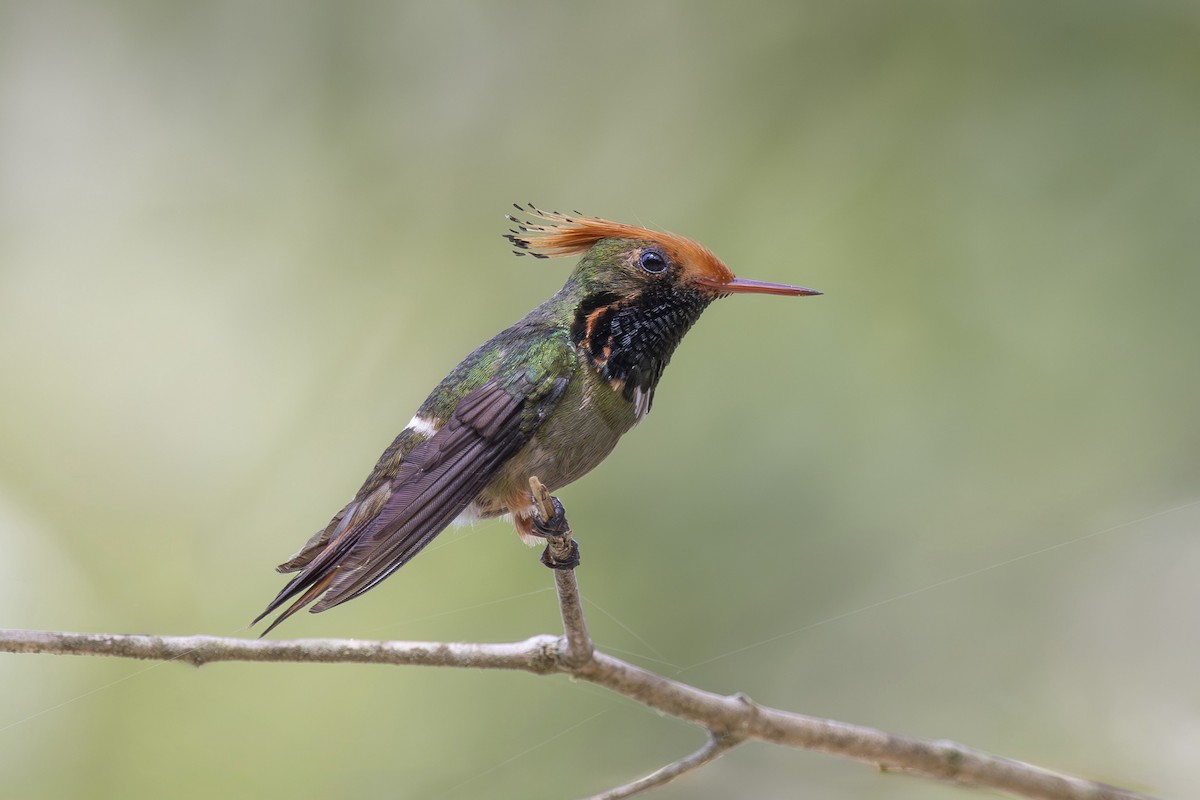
[2,2,1197,798]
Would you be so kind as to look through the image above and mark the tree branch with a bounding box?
[0,482,1156,800]
[0,627,1148,800]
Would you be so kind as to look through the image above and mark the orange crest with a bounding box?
[503,204,735,286]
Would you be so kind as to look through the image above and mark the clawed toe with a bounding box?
[525,486,579,570]
[541,539,580,570]
[531,495,570,538]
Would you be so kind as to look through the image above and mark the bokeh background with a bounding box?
[2,2,1198,798]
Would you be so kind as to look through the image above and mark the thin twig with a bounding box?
[529,475,592,667]
[582,732,741,800]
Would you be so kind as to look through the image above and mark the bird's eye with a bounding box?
[638,250,668,274]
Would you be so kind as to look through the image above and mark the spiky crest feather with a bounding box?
[503,204,736,287]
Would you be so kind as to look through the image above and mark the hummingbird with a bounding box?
[253,205,820,634]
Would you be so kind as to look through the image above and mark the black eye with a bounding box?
[638,250,668,274]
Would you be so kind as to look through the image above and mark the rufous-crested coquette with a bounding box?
[254,205,820,634]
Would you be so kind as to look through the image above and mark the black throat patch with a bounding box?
[570,286,712,410]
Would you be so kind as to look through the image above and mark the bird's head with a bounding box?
[503,204,821,303]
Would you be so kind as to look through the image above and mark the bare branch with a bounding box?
[0,627,1156,800]
[0,479,1156,800]
[0,628,561,672]
[582,733,741,800]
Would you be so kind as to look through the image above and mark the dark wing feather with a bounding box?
[312,390,527,609]
[253,376,565,635]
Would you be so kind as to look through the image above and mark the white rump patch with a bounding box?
[452,505,484,528]
[405,414,440,437]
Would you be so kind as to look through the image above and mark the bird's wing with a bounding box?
[253,370,568,635]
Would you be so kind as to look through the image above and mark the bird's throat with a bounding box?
[570,286,712,410]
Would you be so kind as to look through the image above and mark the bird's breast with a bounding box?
[471,357,637,518]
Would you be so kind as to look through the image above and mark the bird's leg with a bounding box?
[527,479,581,571]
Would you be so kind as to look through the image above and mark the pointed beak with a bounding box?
[697,276,822,297]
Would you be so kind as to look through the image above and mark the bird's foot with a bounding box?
[531,495,570,537]
[530,494,579,570]
[540,539,581,571]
